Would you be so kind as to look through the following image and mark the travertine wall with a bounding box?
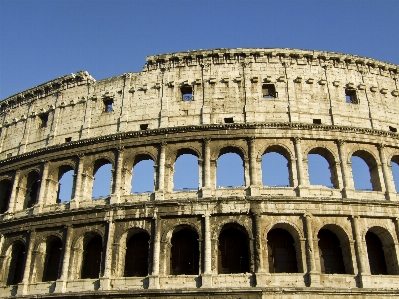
[0,48,398,159]
[0,48,398,298]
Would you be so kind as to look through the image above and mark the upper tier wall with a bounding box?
[0,48,398,160]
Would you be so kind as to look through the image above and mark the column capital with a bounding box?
[77,153,85,159]
[160,141,167,148]
[336,139,346,147]
[247,136,256,144]
[378,143,386,149]
[303,213,313,219]
[293,137,302,143]
[117,146,125,152]
[203,138,211,144]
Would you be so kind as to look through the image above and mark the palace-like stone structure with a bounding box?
[0,48,398,298]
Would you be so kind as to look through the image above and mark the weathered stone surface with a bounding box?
[0,48,398,298]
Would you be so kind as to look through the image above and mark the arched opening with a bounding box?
[81,235,103,279]
[170,228,199,275]
[307,154,332,187]
[267,228,298,273]
[366,231,388,275]
[351,151,381,191]
[7,242,25,285]
[92,159,112,199]
[42,237,63,281]
[57,166,74,203]
[25,171,40,209]
[318,229,346,274]
[308,148,339,188]
[173,153,199,191]
[124,232,150,277]
[218,224,249,274]
[0,180,12,213]
[391,156,399,193]
[217,148,244,188]
[131,155,154,194]
[262,151,290,187]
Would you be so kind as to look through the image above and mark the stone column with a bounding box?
[55,225,73,293]
[198,158,203,189]
[393,218,399,274]
[201,139,212,197]
[201,213,212,287]
[248,137,260,195]
[155,142,166,200]
[0,233,5,284]
[253,213,264,272]
[337,140,353,197]
[351,216,369,287]
[299,237,308,273]
[111,147,125,204]
[71,154,84,208]
[244,158,250,187]
[304,214,319,286]
[378,144,396,200]
[394,218,399,243]
[294,138,308,196]
[100,212,115,290]
[37,161,50,212]
[253,212,268,287]
[8,170,21,213]
[20,230,36,295]
[149,213,161,288]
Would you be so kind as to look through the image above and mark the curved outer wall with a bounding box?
[0,48,398,298]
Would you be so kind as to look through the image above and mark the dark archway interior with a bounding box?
[43,237,63,282]
[124,232,150,277]
[366,231,388,275]
[0,180,12,214]
[25,172,40,209]
[81,235,103,279]
[170,229,199,275]
[7,242,25,285]
[267,228,298,273]
[218,226,249,274]
[318,229,346,274]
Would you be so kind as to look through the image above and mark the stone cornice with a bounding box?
[1,195,398,231]
[0,70,95,109]
[145,47,399,73]
[0,122,398,166]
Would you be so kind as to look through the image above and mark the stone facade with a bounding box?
[0,48,398,298]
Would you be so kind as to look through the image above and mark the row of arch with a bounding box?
[2,220,398,286]
[1,141,399,213]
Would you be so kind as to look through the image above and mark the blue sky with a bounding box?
[1,0,398,199]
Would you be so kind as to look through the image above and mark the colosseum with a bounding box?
[0,48,398,298]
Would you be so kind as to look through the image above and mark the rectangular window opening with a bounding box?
[262,84,277,98]
[39,113,48,128]
[345,89,358,104]
[181,85,193,101]
[6,153,12,158]
[65,137,72,143]
[224,117,234,123]
[313,119,322,124]
[103,98,114,112]
[140,124,149,130]
[389,126,397,133]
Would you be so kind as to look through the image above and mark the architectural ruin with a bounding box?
[0,48,398,298]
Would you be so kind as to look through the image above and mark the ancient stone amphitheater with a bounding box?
[0,48,398,298]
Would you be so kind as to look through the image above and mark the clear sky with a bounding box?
[0,0,398,199]
[1,0,398,100]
